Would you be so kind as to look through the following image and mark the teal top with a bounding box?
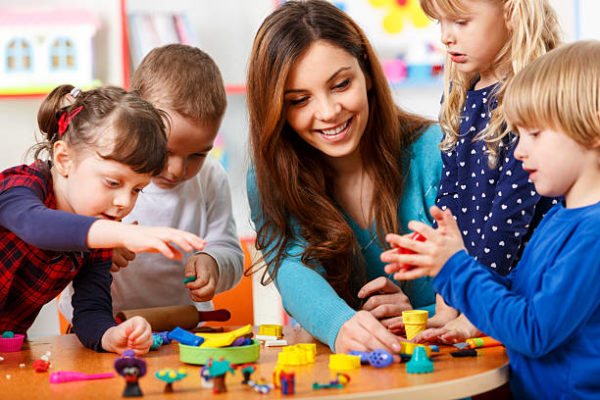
[247,124,443,350]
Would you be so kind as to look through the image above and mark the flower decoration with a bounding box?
[369,0,430,34]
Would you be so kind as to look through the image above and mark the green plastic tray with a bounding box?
[179,339,260,365]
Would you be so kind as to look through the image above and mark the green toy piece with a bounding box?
[183,276,196,284]
[2,331,15,338]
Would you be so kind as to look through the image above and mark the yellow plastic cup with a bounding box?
[402,310,428,340]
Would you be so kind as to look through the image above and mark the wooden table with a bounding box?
[2,327,508,399]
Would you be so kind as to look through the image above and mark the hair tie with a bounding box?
[57,106,84,137]
[69,87,81,98]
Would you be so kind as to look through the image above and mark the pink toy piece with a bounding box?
[49,371,115,384]
[0,333,25,352]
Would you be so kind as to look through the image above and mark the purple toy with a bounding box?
[114,350,147,397]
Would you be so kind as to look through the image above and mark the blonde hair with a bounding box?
[505,40,600,147]
[420,0,561,165]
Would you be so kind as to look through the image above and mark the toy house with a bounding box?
[0,9,100,95]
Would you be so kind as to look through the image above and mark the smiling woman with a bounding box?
[246,0,444,354]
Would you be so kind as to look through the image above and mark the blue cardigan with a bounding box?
[247,125,443,350]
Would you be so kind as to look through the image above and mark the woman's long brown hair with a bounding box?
[247,0,431,308]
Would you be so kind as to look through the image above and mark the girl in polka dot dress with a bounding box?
[404,0,562,343]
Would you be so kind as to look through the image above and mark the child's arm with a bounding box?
[71,253,152,354]
[385,206,600,357]
[0,187,95,251]
[0,187,205,258]
[71,253,119,352]
[86,220,205,259]
[184,161,244,301]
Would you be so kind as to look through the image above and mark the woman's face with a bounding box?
[284,40,370,162]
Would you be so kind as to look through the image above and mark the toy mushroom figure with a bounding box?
[155,368,188,393]
[205,358,235,394]
[114,350,147,397]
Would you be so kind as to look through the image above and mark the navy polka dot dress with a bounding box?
[436,83,557,276]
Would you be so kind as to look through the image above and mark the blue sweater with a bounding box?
[436,83,556,275]
[248,125,443,350]
[436,202,600,399]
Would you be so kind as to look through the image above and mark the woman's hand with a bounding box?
[358,277,412,335]
[334,310,402,354]
[382,206,465,280]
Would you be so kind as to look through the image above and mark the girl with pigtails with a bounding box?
[0,85,204,354]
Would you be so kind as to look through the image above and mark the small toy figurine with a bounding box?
[237,363,256,384]
[114,350,147,397]
[313,373,351,390]
[280,371,295,395]
[200,365,213,389]
[155,368,188,393]
[205,358,235,394]
[248,378,274,394]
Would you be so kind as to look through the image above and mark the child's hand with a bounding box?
[412,314,481,344]
[334,310,402,354]
[88,220,206,259]
[111,221,138,272]
[358,277,412,333]
[382,206,465,280]
[184,253,219,302]
[111,247,136,272]
[120,225,206,259]
[426,294,459,329]
[101,316,153,355]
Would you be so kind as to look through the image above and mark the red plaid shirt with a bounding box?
[0,163,112,334]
